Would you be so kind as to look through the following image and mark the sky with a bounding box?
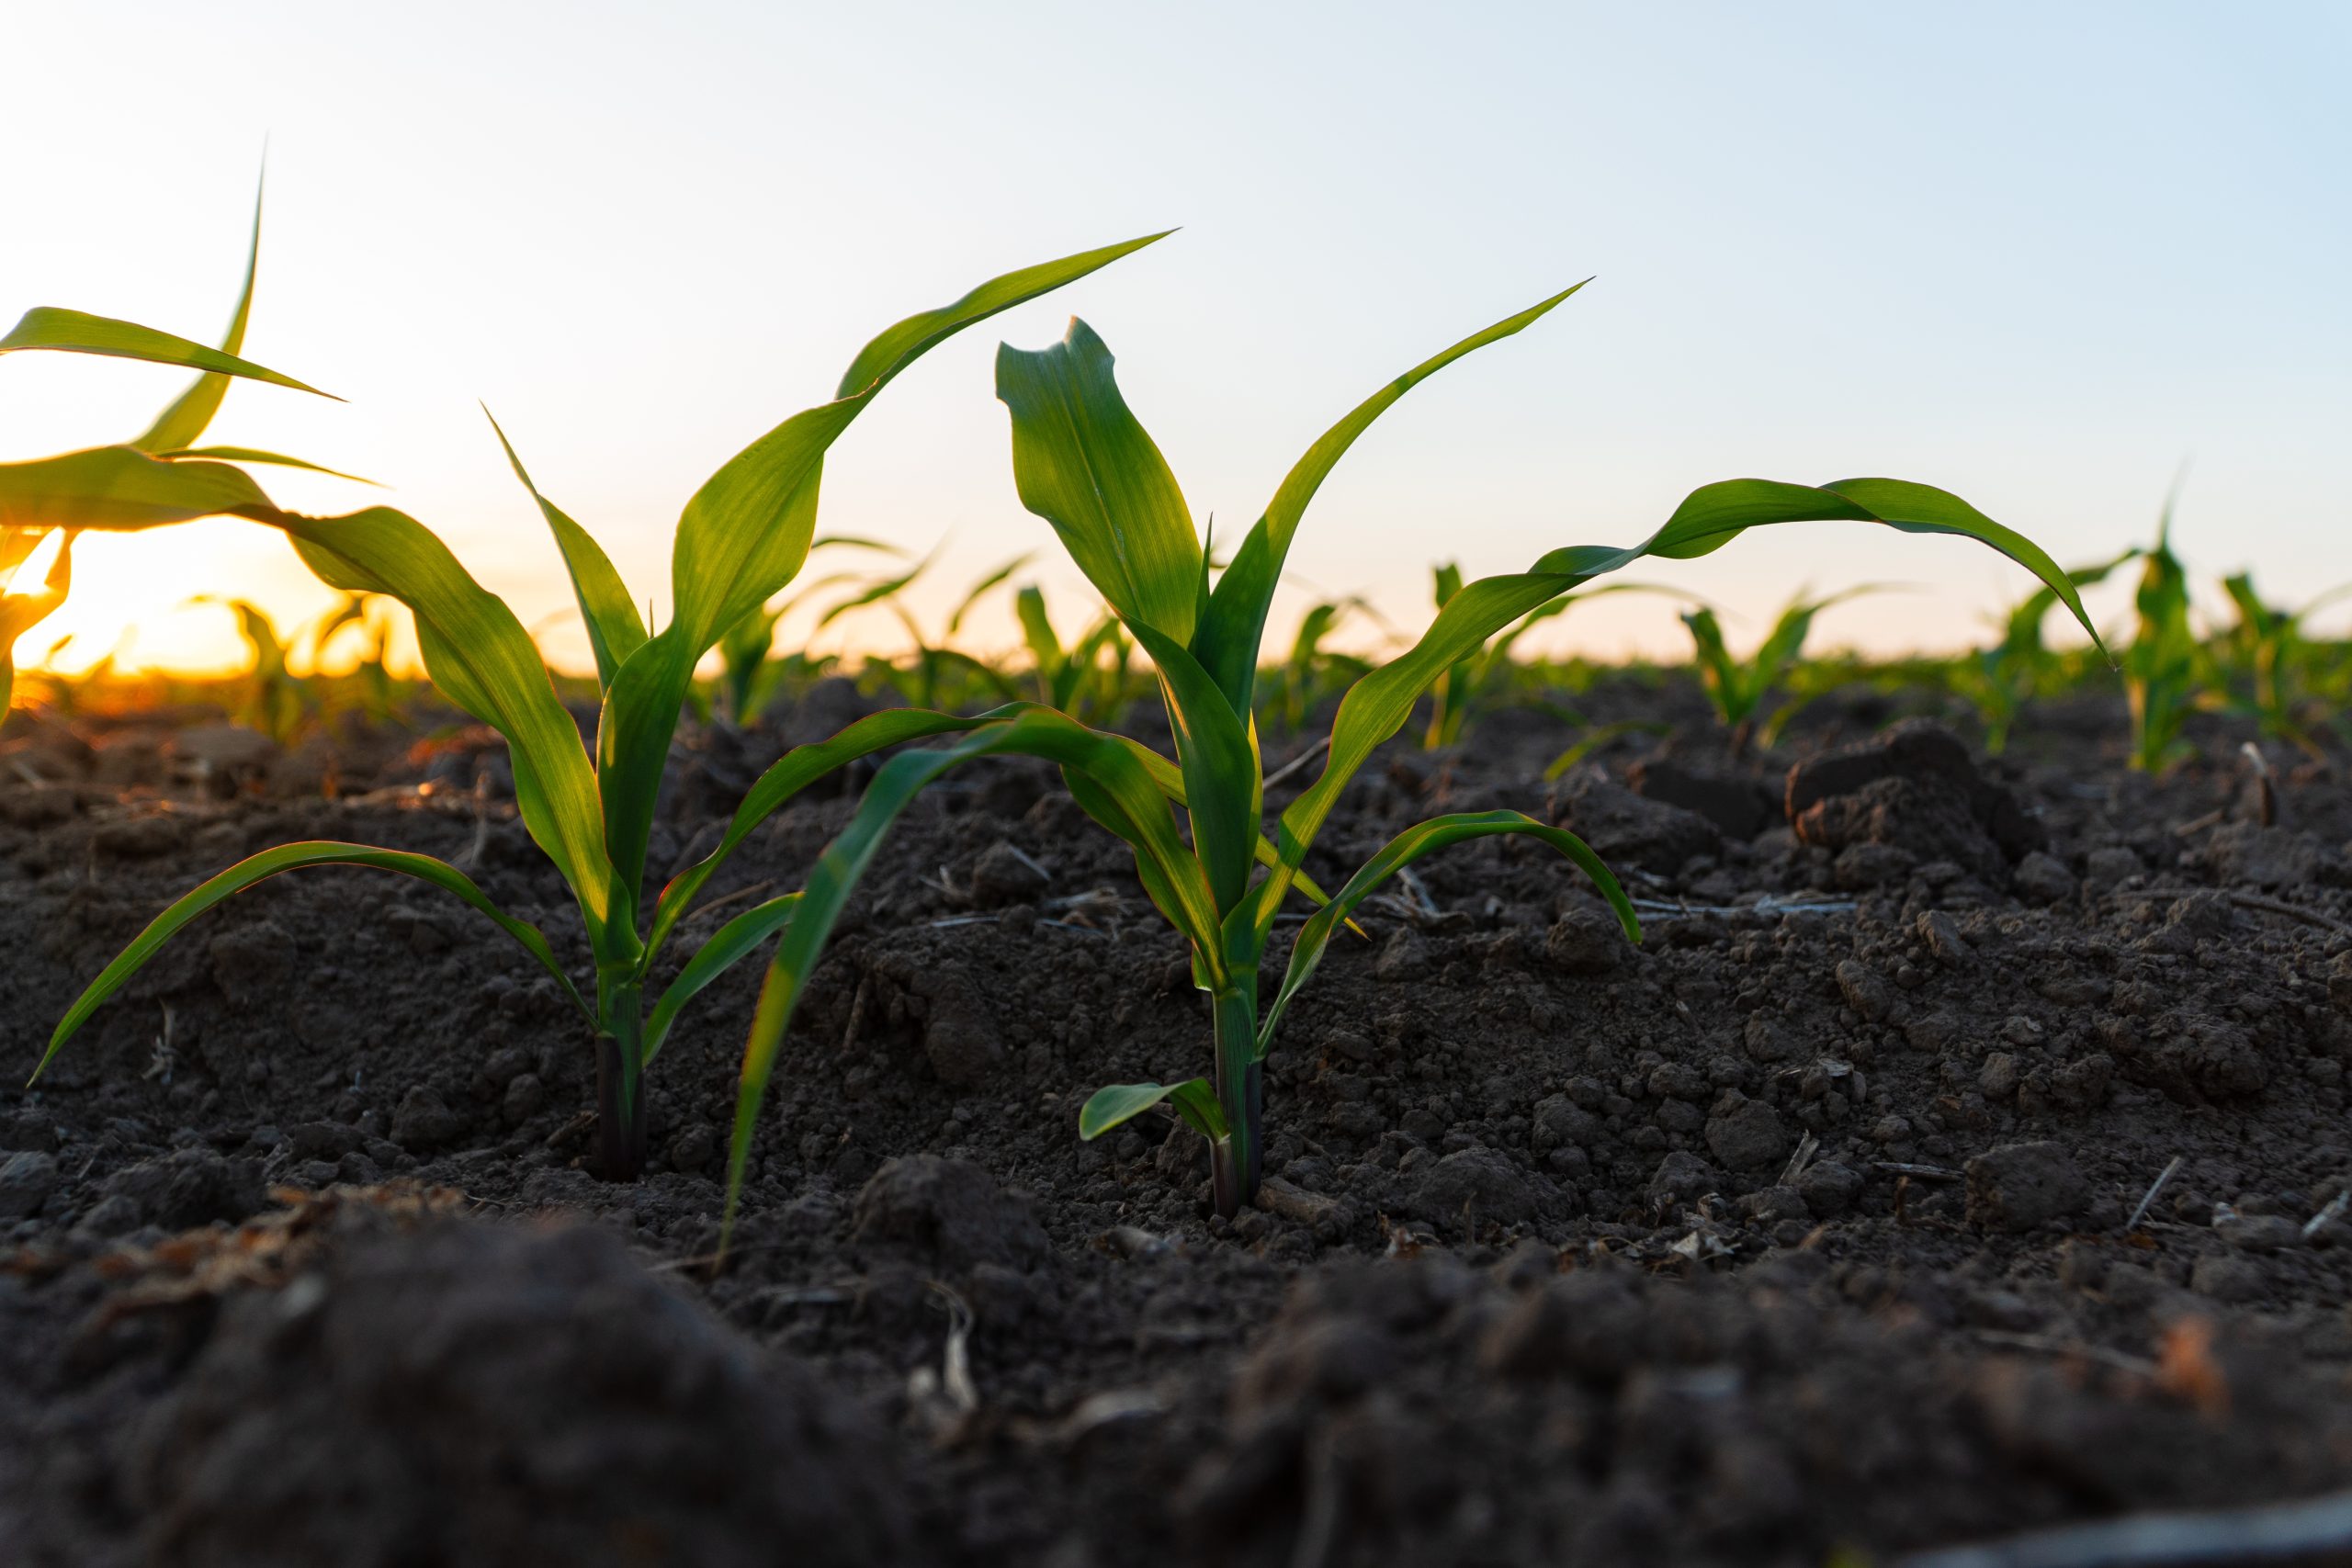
[3,1,2346,678]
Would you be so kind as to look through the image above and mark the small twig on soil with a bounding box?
[2304,1190,2349,1242]
[2242,741,2278,829]
[2171,808,2225,839]
[1896,1483,2352,1568]
[1970,1330,2158,1379]
[2112,887,2352,940]
[1875,1161,1963,1182]
[1628,895,1860,919]
[1779,1131,1821,1189]
[2125,1155,2185,1233]
[1263,736,1332,792]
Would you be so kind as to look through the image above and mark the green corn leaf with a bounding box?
[674,232,1170,656]
[645,704,1021,956]
[810,548,935,633]
[484,409,647,689]
[0,446,282,532]
[154,447,379,486]
[1193,284,1585,711]
[994,319,1202,644]
[1542,718,1671,781]
[35,841,589,1081]
[135,175,267,451]
[1260,810,1638,1051]
[640,893,803,1064]
[1015,584,1063,686]
[1681,606,1743,720]
[599,234,1166,910]
[257,508,617,945]
[1079,1078,1227,1142]
[722,707,1218,1242]
[0,308,330,399]
[945,552,1035,638]
[1259,477,2108,925]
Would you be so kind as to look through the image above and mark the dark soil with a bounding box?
[5,677,2351,1566]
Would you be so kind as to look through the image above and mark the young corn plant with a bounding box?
[1016,583,1140,727]
[2,186,336,711]
[1680,584,1893,754]
[1950,552,2132,753]
[720,282,2104,1229]
[1261,595,1376,735]
[706,536,901,727]
[2122,504,2201,773]
[37,233,1169,1180]
[1423,569,1677,750]
[2213,570,2351,754]
[849,552,1032,713]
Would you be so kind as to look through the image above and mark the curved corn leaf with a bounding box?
[640,893,802,1064]
[0,308,330,398]
[136,175,267,451]
[647,704,1023,956]
[1193,284,1585,710]
[37,841,588,1082]
[1015,584,1062,686]
[1259,477,2107,924]
[0,446,282,532]
[154,447,379,486]
[723,708,1220,1243]
[674,232,1171,656]
[265,508,616,945]
[994,319,1201,643]
[1542,718,1671,781]
[1079,1077,1227,1142]
[600,234,1168,909]
[484,409,646,689]
[1260,811,1637,1052]
[944,552,1035,638]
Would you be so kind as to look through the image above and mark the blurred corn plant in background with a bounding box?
[1951,553,2133,753]
[1681,584,1896,755]
[722,277,2107,1235]
[2211,570,2352,755]
[1422,568,1679,750]
[1016,582,1141,727]
[40,232,1170,1183]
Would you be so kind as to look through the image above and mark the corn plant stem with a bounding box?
[595,981,649,1180]
[1209,978,1262,1217]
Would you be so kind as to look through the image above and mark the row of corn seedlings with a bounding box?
[62,202,2352,1241]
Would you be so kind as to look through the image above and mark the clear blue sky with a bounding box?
[4,1,2346,672]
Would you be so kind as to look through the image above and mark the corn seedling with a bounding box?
[2121,500,2201,774]
[1951,553,2134,753]
[2,183,337,712]
[38,233,1169,1182]
[1681,584,1895,754]
[1261,595,1377,735]
[852,553,1032,713]
[1424,570,1680,750]
[1017,583,1140,727]
[723,279,2104,1233]
[2213,570,2352,755]
[707,536,902,727]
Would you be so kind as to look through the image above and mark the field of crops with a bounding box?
[6,220,2352,1567]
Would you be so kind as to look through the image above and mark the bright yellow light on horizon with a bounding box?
[13,521,422,682]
